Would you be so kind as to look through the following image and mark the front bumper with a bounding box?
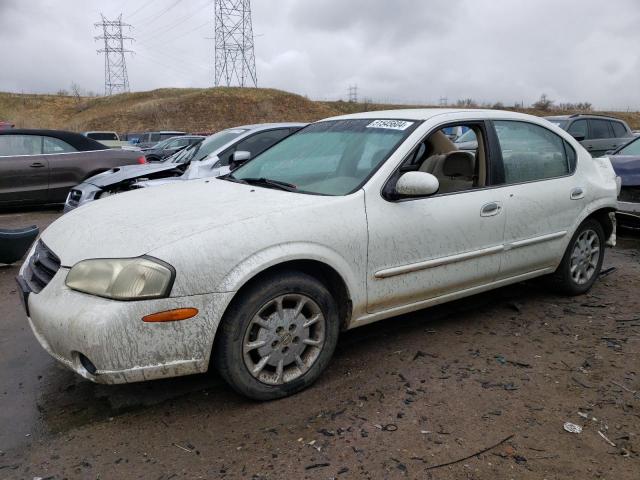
[18,266,233,384]
[63,183,103,213]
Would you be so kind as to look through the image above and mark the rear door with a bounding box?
[43,136,88,203]
[491,120,584,279]
[0,134,49,205]
[585,119,613,157]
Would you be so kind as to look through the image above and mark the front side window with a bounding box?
[233,119,417,195]
[494,121,573,184]
[567,120,588,139]
[175,129,247,164]
[618,137,640,156]
[43,137,77,154]
[0,135,42,156]
[589,119,612,139]
[233,129,291,159]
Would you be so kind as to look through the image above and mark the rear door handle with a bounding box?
[30,162,45,168]
[570,187,585,200]
[480,201,502,217]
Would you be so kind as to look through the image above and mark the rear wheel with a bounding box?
[553,219,605,295]
[215,271,340,400]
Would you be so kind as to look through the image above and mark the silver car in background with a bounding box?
[64,123,306,212]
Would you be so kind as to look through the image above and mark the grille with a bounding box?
[67,189,82,207]
[23,240,61,293]
[619,186,640,203]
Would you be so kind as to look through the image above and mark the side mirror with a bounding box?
[229,150,251,170]
[571,134,585,141]
[395,171,439,197]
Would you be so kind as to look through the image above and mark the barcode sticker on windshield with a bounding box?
[366,120,414,131]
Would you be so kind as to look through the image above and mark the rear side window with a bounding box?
[589,119,612,139]
[611,121,627,138]
[494,121,572,184]
[0,135,42,156]
[567,120,587,139]
[43,137,77,154]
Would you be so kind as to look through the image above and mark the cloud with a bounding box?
[0,0,639,109]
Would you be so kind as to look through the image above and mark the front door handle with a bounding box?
[30,162,45,168]
[570,187,585,200]
[480,201,502,217]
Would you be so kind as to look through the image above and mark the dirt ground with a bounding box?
[1,208,639,480]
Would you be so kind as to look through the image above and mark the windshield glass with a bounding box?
[232,119,417,195]
[168,129,247,164]
[153,138,174,150]
[618,136,640,155]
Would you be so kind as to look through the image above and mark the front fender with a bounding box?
[214,242,366,315]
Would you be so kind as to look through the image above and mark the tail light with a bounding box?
[137,155,147,164]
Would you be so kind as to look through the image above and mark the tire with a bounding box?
[552,219,605,296]
[214,270,340,400]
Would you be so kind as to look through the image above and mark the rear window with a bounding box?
[87,132,118,141]
[159,133,185,141]
[611,121,627,138]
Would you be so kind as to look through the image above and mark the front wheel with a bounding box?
[214,271,340,400]
[553,219,605,295]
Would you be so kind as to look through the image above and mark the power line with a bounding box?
[125,0,157,20]
[214,0,257,87]
[95,14,134,95]
[137,0,210,43]
[134,0,185,29]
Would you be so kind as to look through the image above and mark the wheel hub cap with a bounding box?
[569,229,600,285]
[243,294,326,385]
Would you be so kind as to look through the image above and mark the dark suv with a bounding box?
[545,114,635,157]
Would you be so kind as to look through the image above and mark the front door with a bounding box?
[0,134,49,205]
[365,121,506,313]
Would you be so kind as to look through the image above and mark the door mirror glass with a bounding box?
[395,171,439,197]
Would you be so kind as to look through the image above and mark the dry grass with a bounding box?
[2,87,640,132]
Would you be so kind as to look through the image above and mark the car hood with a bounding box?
[84,162,181,187]
[40,179,330,266]
[609,155,640,186]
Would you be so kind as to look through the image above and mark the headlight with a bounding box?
[65,257,175,300]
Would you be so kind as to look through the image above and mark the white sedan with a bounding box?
[17,109,619,400]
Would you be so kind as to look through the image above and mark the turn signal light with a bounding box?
[143,308,198,323]
[137,155,147,164]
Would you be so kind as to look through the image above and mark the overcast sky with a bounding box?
[1,0,639,109]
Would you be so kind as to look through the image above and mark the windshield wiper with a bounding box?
[221,173,248,184]
[240,177,298,192]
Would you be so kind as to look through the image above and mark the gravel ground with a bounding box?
[1,208,638,479]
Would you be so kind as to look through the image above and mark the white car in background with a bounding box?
[18,109,619,400]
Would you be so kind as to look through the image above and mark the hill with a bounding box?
[1,87,639,132]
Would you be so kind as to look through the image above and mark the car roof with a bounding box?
[544,114,624,121]
[230,122,308,132]
[0,128,108,151]
[321,108,546,123]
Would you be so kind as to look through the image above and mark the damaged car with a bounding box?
[64,123,305,212]
[606,136,640,230]
[18,109,619,400]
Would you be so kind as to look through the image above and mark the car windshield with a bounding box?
[168,129,247,164]
[618,136,640,155]
[232,119,417,195]
[153,138,175,150]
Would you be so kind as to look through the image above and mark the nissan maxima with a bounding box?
[18,110,619,400]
